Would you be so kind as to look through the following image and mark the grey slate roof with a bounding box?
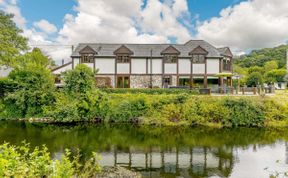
[217,47,233,57]
[71,40,224,58]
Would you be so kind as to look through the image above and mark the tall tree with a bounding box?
[15,48,56,69]
[0,11,28,66]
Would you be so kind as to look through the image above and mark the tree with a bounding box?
[264,61,278,72]
[15,48,56,69]
[265,69,287,83]
[247,66,264,74]
[3,63,55,118]
[246,72,263,87]
[0,11,28,66]
[63,64,96,95]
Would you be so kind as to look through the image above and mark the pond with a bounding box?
[0,121,287,178]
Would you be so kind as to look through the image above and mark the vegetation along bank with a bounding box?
[1,63,288,128]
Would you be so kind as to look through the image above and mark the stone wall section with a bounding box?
[95,75,115,88]
[130,75,162,88]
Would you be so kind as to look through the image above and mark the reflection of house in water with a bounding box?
[99,146,234,178]
[286,142,288,164]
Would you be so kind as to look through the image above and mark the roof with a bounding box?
[217,47,233,57]
[51,62,72,72]
[71,40,225,58]
[161,45,181,55]
[189,45,208,55]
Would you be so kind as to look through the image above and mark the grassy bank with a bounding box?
[1,64,287,128]
[1,90,288,128]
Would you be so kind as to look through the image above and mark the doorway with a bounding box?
[117,76,130,88]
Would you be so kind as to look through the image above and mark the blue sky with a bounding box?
[18,0,243,30]
[1,0,288,62]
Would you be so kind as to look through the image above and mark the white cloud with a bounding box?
[33,19,57,34]
[196,0,288,52]
[0,0,26,28]
[57,0,192,45]
[0,0,67,64]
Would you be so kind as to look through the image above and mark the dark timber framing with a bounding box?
[63,41,233,89]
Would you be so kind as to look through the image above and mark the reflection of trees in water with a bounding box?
[105,145,234,178]
[0,121,288,177]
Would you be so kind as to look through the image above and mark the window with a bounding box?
[192,55,205,63]
[117,55,130,63]
[164,55,178,63]
[223,57,231,71]
[163,76,172,88]
[81,54,94,63]
[193,78,204,88]
[179,77,190,86]
[55,75,61,84]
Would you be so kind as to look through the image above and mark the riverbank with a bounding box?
[1,90,288,128]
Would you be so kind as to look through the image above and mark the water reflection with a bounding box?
[100,146,234,178]
[0,121,287,178]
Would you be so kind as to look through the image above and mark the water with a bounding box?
[0,121,287,178]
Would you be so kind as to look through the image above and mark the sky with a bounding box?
[1,0,288,64]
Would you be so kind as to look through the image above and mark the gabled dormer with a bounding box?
[218,47,233,58]
[79,45,97,63]
[114,45,133,63]
[189,46,208,63]
[161,45,180,63]
[218,47,233,71]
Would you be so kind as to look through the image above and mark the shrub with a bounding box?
[0,142,101,178]
[221,98,265,127]
[44,90,107,122]
[3,65,55,118]
[107,94,150,122]
[63,64,96,95]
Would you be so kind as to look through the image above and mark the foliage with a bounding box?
[265,69,286,83]
[236,44,288,68]
[0,77,17,98]
[0,11,28,66]
[63,64,96,96]
[0,142,101,178]
[246,72,263,86]
[1,64,55,118]
[14,48,56,69]
[221,98,265,127]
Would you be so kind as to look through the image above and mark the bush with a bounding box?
[107,94,150,123]
[0,142,101,177]
[221,98,265,127]
[2,65,55,118]
[44,90,107,122]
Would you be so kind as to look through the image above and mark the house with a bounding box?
[52,40,233,88]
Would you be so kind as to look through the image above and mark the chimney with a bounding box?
[62,59,64,65]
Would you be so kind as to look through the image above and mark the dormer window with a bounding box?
[161,45,180,63]
[81,54,94,63]
[79,45,97,63]
[189,46,208,63]
[164,54,178,63]
[113,45,134,63]
[192,54,205,63]
[117,55,130,63]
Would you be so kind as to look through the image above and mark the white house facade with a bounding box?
[52,40,233,89]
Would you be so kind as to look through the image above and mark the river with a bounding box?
[0,121,287,178]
